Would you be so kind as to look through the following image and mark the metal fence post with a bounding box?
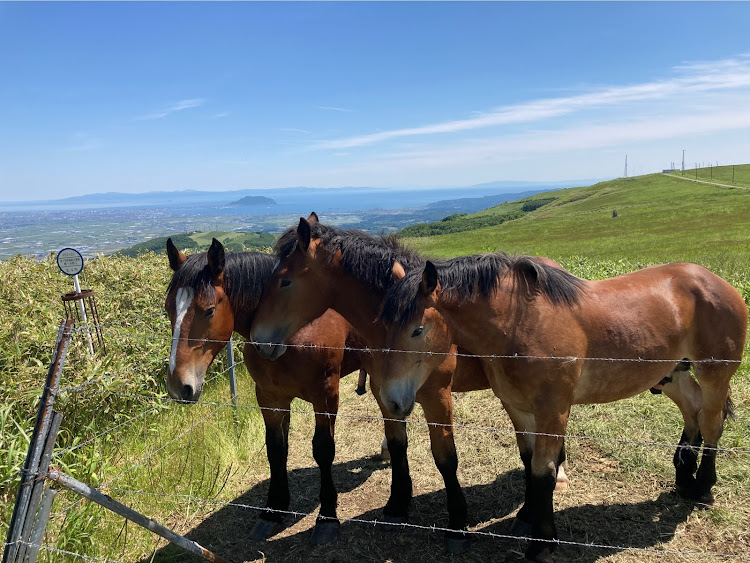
[47,469,229,563]
[3,320,72,563]
[227,336,239,424]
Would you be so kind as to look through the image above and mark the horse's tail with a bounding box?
[724,392,736,422]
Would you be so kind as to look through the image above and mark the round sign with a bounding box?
[57,248,84,276]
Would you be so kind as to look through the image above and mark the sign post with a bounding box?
[57,248,95,354]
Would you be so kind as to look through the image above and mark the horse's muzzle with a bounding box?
[380,381,417,418]
[254,342,288,361]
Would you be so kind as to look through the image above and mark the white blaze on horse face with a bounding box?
[169,287,194,375]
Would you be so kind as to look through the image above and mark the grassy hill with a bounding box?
[3,167,750,562]
[403,165,750,271]
[117,230,278,257]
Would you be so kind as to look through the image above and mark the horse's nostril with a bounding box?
[390,401,402,416]
[181,384,194,401]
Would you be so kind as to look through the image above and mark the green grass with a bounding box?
[0,251,270,562]
[117,231,277,258]
[404,168,750,271]
[668,163,750,186]
[4,168,750,561]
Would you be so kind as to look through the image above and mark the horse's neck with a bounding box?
[438,294,505,354]
[231,309,254,340]
[331,275,387,347]
[224,256,274,340]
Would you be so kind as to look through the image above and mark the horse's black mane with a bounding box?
[380,253,586,327]
[167,251,276,312]
[275,222,425,293]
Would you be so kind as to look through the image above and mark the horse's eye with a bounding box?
[411,326,424,338]
[205,307,215,319]
[280,279,292,288]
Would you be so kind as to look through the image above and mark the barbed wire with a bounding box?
[124,330,750,365]
[11,317,749,563]
[10,541,126,563]
[99,488,750,559]
[45,381,750,456]
[47,316,750,366]
[58,356,239,395]
[51,405,224,519]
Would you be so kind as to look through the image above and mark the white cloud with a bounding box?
[316,105,354,113]
[293,107,750,186]
[137,98,205,120]
[314,53,750,150]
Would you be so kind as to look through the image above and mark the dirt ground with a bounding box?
[145,377,750,563]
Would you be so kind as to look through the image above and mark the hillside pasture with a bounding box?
[3,170,750,562]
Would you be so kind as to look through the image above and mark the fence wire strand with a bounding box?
[99,489,750,560]
[13,311,750,562]
[68,325,749,365]
[49,380,750,456]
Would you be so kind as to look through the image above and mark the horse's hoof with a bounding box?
[509,517,533,538]
[310,519,340,545]
[382,514,408,531]
[355,384,367,396]
[444,532,472,554]
[554,479,568,492]
[525,544,555,563]
[675,484,694,500]
[381,446,391,463]
[693,490,715,509]
[249,517,283,540]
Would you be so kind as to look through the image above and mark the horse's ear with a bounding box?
[297,217,312,253]
[207,238,225,281]
[306,212,319,224]
[166,238,187,271]
[420,261,438,296]
[392,261,405,282]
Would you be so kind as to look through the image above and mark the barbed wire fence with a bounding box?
[3,312,750,563]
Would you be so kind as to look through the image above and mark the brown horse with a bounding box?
[249,214,570,553]
[165,237,371,545]
[379,254,747,562]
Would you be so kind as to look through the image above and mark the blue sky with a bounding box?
[2,2,750,201]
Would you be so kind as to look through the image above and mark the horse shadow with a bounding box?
[143,461,696,563]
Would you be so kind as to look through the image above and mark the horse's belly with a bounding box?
[572,363,671,404]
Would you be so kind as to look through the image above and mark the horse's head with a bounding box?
[164,238,234,402]
[251,212,338,359]
[380,261,454,417]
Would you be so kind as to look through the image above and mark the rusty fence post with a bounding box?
[3,320,72,563]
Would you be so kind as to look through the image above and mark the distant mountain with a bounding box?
[228,196,276,207]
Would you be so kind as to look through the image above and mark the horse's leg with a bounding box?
[524,411,569,563]
[504,403,535,536]
[419,386,470,554]
[504,403,569,536]
[250,387,292,540]
[661,371,703,497]
[309,377,341,545]
[369,376,412,524]
[692,364,734,506]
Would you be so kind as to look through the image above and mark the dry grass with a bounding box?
[144,373,750,563]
